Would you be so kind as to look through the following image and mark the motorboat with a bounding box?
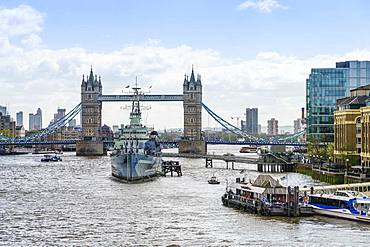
[41,155,62,162]
[208,176,220,184]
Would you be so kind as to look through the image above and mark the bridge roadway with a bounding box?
[162,152,258,164]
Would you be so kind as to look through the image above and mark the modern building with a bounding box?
[16,111,23,127]
[334,84,370,177]
[68,119,77,128]
[267,118,278,136]
[29,108,42,131]
[258,124,262,134]
[0,106,7,116]
[244,108,258,134]
[241,120,246,131]
[293,118,302,133]
[49,108,66,126]
[0,112,16,137]
[54,108,66,122]
[306,60,370,142]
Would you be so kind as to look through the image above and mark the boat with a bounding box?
[110,83,162,182]
[208,175,220,184]
[33,149,62,155]
[239,146,258,153]
[41,155,62,162]
[308,190,370,223]
[0,148,29,155]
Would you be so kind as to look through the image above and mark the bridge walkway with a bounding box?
[162,152,258,164]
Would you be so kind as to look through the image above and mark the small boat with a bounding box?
[239,146,258,153]
[41,155,62,162]
[208,176,220,184]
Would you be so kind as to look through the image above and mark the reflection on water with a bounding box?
[0,145,369,246]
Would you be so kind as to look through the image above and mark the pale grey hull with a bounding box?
[111,153,161,181]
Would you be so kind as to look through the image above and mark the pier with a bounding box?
[161,160,182,177]
[257,152,296,173]
[163,152,257,170]
[222,175,313,217]
[162,152,258,164]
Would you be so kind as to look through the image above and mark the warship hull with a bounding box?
[111,152,161,181]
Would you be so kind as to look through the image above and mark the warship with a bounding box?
[110,84,162,182]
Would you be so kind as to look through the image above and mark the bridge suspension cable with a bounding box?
[202,103,260,141]
[25,103,82,141]
[0,103,82,143]
[202,103,306,143]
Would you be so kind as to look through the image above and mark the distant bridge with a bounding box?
[161,140,306,147]
[0,140,78,146]
[0,139,306,147]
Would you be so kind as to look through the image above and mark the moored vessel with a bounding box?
[308,191,370,223]
[239,146,258,153]
[110,84,162,182]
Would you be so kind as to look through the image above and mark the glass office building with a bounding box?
[245,108,258,134]
[306,61,370,142]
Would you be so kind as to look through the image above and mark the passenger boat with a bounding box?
[239,146,258,153]
[208,175,220,184]
[308,191,370,223]
[41,155,62,162]
[110,84,162,182]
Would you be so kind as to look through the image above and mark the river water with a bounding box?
[1,145,369,246]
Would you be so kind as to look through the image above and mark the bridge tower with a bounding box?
[179,66,207,154]
[76,68,104,156]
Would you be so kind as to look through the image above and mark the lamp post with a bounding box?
[361,160,365,179]
[345,158,349,175]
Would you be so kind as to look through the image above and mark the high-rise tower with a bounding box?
[76,68,104,156]
[179,66,206,154]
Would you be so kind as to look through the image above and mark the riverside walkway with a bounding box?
[300,182,370,195]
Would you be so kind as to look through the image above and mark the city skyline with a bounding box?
[1,1,370,130]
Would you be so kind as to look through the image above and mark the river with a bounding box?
[1,145,369,246]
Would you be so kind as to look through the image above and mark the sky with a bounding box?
[1,0,370,131]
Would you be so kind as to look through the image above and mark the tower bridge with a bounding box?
[76,67,205,155]
[0,67,306,153]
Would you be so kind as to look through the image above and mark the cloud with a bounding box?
[0,4,369,132]
[0,4,44,37]
[237,0,286,13]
